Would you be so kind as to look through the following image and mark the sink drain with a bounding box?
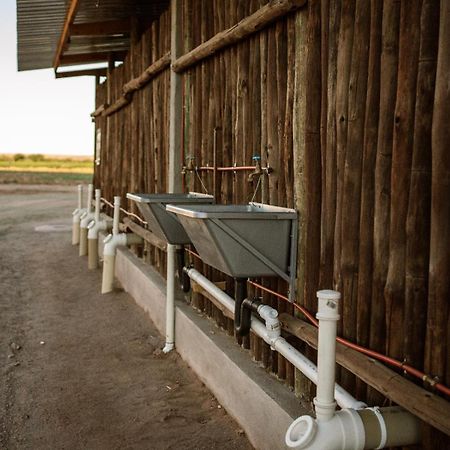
[34,224,72,233]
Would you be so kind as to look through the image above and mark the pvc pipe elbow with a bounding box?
[286,409,365,450]
[80,212,95,229]
[103,233,142,256]
[103,233,127,256]
[72,208,86,222]
[87,219,111,240]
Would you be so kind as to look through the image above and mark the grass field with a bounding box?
[0,154,93,185]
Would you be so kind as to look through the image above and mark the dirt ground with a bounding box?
[0,184,252,450]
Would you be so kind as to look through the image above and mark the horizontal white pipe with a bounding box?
[285,406,421,450]
[183,268,363,410]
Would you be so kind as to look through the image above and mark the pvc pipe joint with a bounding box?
[101,232,143,293]
[103,232,142,256]
[87,219,111,239]
[286,406,421,450]
[286,409,365,450]
[257,304,281,347]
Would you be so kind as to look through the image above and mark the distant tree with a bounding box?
[29,154,45,162]
[13,153,25,161]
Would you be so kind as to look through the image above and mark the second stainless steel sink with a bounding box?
[126,192,214,244]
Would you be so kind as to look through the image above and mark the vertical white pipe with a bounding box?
[77,184,83,209]
[163,244,176,353]
[168,0,183,194]
[87,183,93,213]
[314,290,340,422]
[95,189,101,222]
[113,196,120,235]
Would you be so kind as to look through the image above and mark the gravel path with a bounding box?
[0,185,252,450]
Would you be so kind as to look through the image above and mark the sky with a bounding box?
[0,0,95,156]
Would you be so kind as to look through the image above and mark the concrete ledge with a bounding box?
[115,248,310,450]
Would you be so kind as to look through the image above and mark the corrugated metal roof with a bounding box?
[17,0,169,71]
[17,0,67,71]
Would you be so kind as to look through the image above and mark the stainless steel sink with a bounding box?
[126,192,214,244]
[166,203,298,301]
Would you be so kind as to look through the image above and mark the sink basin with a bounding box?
[166,203,298,301]
[126,192,214,244]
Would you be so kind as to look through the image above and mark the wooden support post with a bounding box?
[169,0,183,193]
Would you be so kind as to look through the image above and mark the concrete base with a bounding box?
[113,247,311,450]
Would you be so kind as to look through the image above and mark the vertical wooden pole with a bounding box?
[169,0,183,193]
[369,0,400,392]
[404,0,438,372]
[356,0,382,398]
[427,0,450,412]
[333,0,355,295]
[385,0,421,360]
[424,3,450,448]
[339,0,370,392]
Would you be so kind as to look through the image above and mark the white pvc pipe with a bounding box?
[284,290,420,449]
[87,189,113,270]
[183,268,362,410]
[113,195,120,235]
[314,290,340,421]
[163,244,176,353]
[72,185,84,245]
[101,195,142,293]
[78,184,83,209]
[101,232,142,293]
[86,183,94,213]
[79,184,95,256]
[285,406,421,450]
[94,189,101,222]
[183,268,420,449]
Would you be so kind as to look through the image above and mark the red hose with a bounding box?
[248,280,450,398]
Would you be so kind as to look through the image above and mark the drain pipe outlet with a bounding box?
[101,196,142,294]
[79,184,95,257]
[285,290,421,449]
[87,189,112,270]
[72,185,85,245]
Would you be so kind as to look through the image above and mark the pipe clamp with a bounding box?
[367,407,387,449]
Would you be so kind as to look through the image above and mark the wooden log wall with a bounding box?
[93,1,450,447]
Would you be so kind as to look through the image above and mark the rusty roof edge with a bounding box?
[53,0,81,69]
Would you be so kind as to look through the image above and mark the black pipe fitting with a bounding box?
[176,247,191,292]
[234,278,261,337]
